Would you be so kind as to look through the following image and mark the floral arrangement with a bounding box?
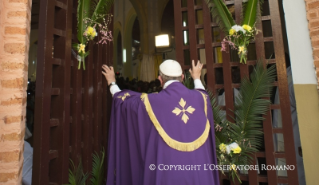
[222,24,259,64]
[183,61,276,183]
[73,0,114,70]
[206,0,263,64]
[211,61,275,183]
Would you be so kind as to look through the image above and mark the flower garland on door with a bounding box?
[73,0,114,70]
[206,0,263,64]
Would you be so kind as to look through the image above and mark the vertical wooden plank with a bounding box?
[103,9,114,176]
[268,0,299,184]
[202,0,214,91]
[220,32,234,121]
[187,0,198,61]
[254,3,278,185]
[93,42,102,153]
[50,0,70,182]
[61,0,72,182]
[173,0,184,66]
[32,0,55,184]
[70,0,83,167]
[82,43,94,174]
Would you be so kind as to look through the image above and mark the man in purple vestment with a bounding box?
[102,60,219,185]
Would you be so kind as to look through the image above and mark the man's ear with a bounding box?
[181,74,185,81]
[158,76,164,87]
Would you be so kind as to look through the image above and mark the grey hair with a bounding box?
[159,71,183,83]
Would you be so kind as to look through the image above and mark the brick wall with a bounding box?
[306,0,319,88]
[0,0,31,184]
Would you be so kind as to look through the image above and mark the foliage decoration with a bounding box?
[183,61,276,183]
[65,149,106,185]
[205,0,263,64]
[73,0,114,70]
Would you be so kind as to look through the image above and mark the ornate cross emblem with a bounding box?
[117,93,130,101]
[172,98,195,124]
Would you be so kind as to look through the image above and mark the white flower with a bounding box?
[231,25,246,34]
[226,142,240,154]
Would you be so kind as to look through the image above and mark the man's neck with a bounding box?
[163,80,179,89]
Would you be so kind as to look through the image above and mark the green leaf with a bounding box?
[77,0,91,43]
[243,0,258,27]
[66,159,88,185]
[90,148,105,185]
[91,0,114,24]
[182,71,194,89]
[206,0,235,33]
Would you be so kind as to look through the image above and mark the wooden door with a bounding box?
[173,0,299,184]
[32,0,113,184]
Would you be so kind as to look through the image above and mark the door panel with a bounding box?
[32,0,113,184]
[173,0,299,184]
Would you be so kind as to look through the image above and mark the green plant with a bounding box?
[65,159,88,185]
[212,61,276,183]
[74,0,114,70]
[183,61,276,183]
[205,0,263,63]
[65,149,106,185]
[182,71,194,89]
[90,149,105,185]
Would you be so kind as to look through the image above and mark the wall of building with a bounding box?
[0,0,31,184]
[283,0,319,184]
[306,0,319,86]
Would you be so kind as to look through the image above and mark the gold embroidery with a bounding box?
[117,92,130,101]
[141,92,210,152]
[172,98,195,124]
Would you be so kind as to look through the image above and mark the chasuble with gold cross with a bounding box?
[106,82,219,185]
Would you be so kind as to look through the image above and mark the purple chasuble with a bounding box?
[106,82,219,185]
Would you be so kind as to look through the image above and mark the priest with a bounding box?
[102,59,219,185]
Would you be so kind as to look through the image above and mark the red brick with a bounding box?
[308,1,319,9]
[0,150,20,162]
[7,11,28,18]
[310,20,319,28]
[9,0,28,3]
[5,27,27,35]
[310,29,319,37]
[308,11,317,19]
[4,116,22,124]
[312,39,319,47]
[1,98,26,106]
[0,172,17,182]
[0,132,22,141]
[313,49,319,57]
[0,62,25,71]
[4,43,26,54]
[1,78,24,89]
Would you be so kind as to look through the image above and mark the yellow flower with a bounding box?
[238,46,246,54]
[232,146,242,154]
[86,26,97,39]
[229,28,236,36]
[230,164,237,171]
[219,143,227,153]
[242,24,252,32]
[78,43,85,54]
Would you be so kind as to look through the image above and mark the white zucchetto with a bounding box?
[159,59,183,77]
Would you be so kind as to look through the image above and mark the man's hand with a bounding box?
[102,65,116,86]
[189,60,203,80]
